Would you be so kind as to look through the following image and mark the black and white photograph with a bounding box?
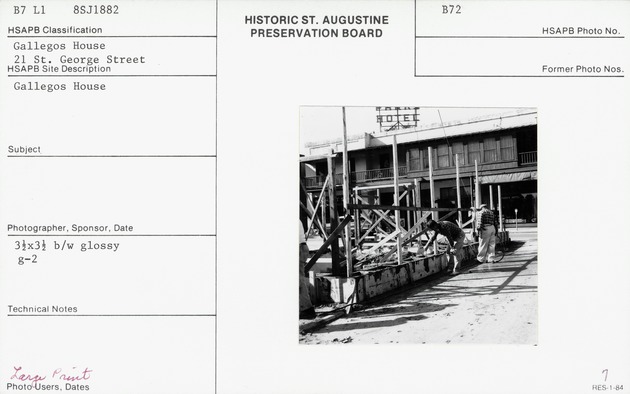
[299,107,538,345]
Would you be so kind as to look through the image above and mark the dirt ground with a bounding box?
[300,230,538,345]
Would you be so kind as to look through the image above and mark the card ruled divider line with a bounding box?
[7,155,217,158]
[8,234,216,236]
[414,32,626,77]
[7,314,216,317]
[414,75,624,78]
[415,35,625,39]
[8,35,217,38]
[215,1,219,392]
[8,75,216,77]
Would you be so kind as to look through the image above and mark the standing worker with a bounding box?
[299,221,316,319]
[476,204,496,263]
[424,219,467,276]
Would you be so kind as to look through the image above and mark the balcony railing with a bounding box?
[352,166,407,182]
[304,166,408,188]
[519,151,537,165]
[304,152,537,189]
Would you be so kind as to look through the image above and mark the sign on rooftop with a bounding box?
[376,106,420,132]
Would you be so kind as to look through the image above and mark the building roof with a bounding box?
[304,108,537,157]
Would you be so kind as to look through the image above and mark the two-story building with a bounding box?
[302,108,537,223]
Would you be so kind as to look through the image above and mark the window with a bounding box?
[408,148,421,171]
[437,144,450,168]
[422,147,429,169]
[452,142,464,166]
[468,141,481,165]
[500,136,515,160]
[484,138,497,162]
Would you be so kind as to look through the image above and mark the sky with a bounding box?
[299,106,532,154]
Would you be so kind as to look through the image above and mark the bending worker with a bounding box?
[424,219,466,276]
[475,204,496,263]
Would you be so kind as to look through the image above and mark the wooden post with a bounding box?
[405,189,411,231]
[489,184,494,210]
[475,159,480,207]
[300,164,308,231]
[428,146,436,221]
[327,150,341,276]
[455,154,462,227]
[321,184,327,237]
[342,107,352,277]
[428,146,437,252]
[392,136,403,265]
[353,189,360,250]
[376,188,381,223]
[498,185,504,232]
[473,160,480,232]
[308,271,318,304]
[414,178,421,225]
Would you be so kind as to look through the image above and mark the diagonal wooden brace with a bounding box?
[306,175,330,237]
[364,228,401,254]
[304,215,353,275]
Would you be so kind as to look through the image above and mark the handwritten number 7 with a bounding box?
[602,369,608,382]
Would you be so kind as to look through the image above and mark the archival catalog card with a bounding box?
[0,1,628,394]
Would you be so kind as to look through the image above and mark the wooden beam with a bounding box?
[414,178,421,225]
[456,154,462,227]
[353,191,361,249]
[405,191,411,232]
[498,185,504,232]
[392,135,403,265]
[299,165,308,234]
[364,229,401,255]
[321,185,327,237]
[327,151,341,276]
[358,211,389,243]
[348,204,469,212]
[342,107,352,277]
[306,174,330,237]
[474,159,480,232]
[354,182,414,192]
[428,146,436,222]
[300,153,338,163]
[379,212,431,262]
[356,195,397,228]
[304,215,353,275]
